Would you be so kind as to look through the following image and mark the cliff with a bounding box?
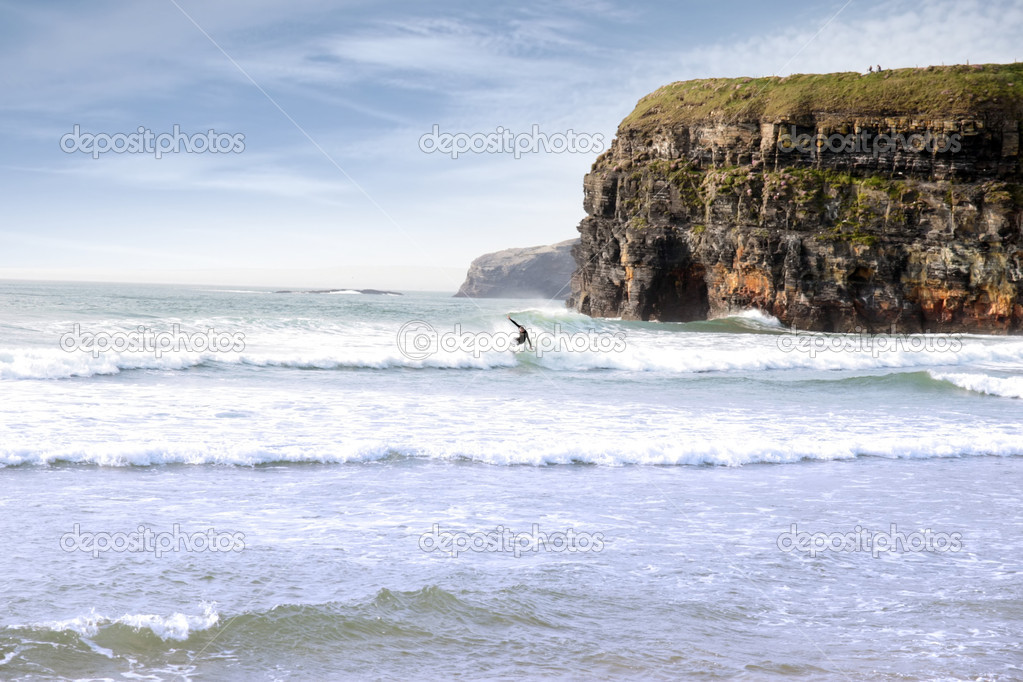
[568,63,1023,332]
[455,239,577,299]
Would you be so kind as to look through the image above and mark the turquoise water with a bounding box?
[1,281,1022,680]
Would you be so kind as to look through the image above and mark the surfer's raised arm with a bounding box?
[507,315,533,350]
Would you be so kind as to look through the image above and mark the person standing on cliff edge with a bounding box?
[507,316,534,351]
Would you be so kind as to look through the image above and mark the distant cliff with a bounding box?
[456,239,577,299]
[569,63,1023,332]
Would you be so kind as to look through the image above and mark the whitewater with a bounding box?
[1,281,1021,680]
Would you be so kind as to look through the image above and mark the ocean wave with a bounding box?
[236,351,517,371]
[3,435,1021,468]
[503,306,595,323]
[27,603,219,643]
[0,441,398,467]
[0,346,524,379]
[929,371,1023,399]
[4,330,1023,380]
[727,309,784,325]
[5,588,480,656]
[519,337,1023,374]
[686,309,786,333]
[0,348,209,380]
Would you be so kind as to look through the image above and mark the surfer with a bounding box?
[507,316,534,351]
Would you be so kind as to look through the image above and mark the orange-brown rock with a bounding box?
[569,64,1023,332]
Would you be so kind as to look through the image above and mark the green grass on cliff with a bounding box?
[621,63,1023,131]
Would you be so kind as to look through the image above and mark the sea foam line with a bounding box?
[929,371,1023,399]
[28,603,219,642]
[2,434,1022,468]
[3,329,1023,379]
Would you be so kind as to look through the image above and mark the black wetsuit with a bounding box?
[508,318,530,347]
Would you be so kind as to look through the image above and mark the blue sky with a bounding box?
[2,0,1021,290]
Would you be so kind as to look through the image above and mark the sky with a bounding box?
[1,0,1021,290]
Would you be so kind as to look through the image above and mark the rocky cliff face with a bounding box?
[569,64,1023,332]
[456,239,577,299]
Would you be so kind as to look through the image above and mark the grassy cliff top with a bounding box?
[621,63,1023,132]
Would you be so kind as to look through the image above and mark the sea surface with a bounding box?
[1,280,1021,680]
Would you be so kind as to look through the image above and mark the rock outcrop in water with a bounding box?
[456,239,577,299]
[568,64,1023,332]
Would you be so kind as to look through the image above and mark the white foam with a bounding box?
[40,603,218,642]
[236,349,517,371]
[713,309,785,327]
[930,371,1023,399]
[508,305,593,320]
[2,433,1020,468]
[0,348,208,380]
[442,433,1023,466]
[5,327,1023,380]
[520,336,1023,375]
[228,329,1023,375]
[0,439,400,468]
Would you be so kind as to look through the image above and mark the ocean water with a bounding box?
[1,280,1021,680]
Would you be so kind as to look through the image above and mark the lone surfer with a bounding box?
[507,316,534,351]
